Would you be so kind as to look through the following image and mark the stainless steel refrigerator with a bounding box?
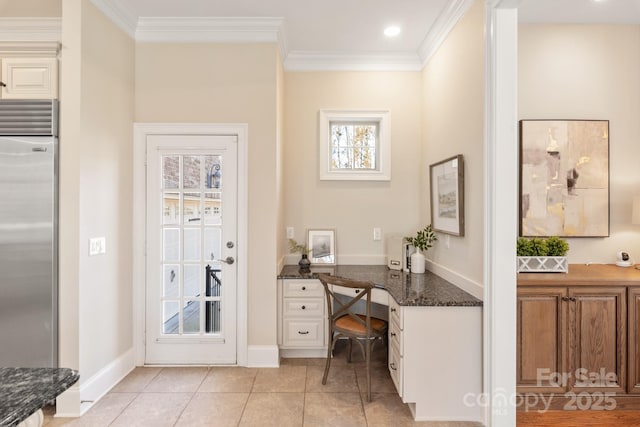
[0,99,58,367]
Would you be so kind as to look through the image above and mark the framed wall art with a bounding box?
[307,229,336,265]
[519,119,609,237]
[430,155,464,236]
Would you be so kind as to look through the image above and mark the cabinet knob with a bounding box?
[390,308,396,313]
[0,82,5,88]
[302,286,306,291]
[355,289,360,294]
[301,305,306,310]
[390,332,396,337]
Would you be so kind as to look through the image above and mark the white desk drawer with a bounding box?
[389,298,402,329]
[283,298,324,317]
[389,339,403,397]
[283,279,324,297]
[388,317,403,354]
[283,319,324,347]
[330,285,388,305]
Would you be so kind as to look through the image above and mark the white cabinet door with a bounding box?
[1,58,58,99]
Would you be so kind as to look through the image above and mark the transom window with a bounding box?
[319,110,391,181]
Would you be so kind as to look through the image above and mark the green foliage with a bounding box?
[516,236,569,257]
[546,236,570,256]
[516,237,534,256]
[405,225,438,252]
[288,238,309,255]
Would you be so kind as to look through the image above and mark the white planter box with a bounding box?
[517,256,568,273]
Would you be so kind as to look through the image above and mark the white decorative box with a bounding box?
[517,256,568,273]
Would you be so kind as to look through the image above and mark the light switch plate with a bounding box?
[89,237,106,256]
[286,227,295,239]
[373,228,382,241]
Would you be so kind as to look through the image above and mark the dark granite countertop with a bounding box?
[0,368,79,427]
[278,265,482,307]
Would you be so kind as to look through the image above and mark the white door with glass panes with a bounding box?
[145,135,237,364]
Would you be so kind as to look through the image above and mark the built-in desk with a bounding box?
[277,265,483,422]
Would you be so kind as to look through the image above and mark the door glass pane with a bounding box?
[184,264,201,297]
[206,269,222,297]
[205,300,221,334]
[204,155,222,189]
[183,229,201,261]
[204,193,222,225]
[183,156,200,189]
[183,193,200,224]
[204,228,221,262]
[183,301,200,334]
[163,264,179,298]
[163,229,179,261]
[162,156,179,189]
[163,193,179,225]
[163,301,179,334]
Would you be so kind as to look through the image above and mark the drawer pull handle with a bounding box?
[390,332,396,337]
[301,305,306,310]
[355,290,360,294]
[298,330,309,335]
[390,308,397,313]
[302,286,306,291]
[390,363,397,371]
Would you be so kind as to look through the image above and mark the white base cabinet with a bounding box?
[277,279,327,357]
[389,298,483,422]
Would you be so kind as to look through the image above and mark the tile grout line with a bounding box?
[169,366,210,426]
[107,366,166,426]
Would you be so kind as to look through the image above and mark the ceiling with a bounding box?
[87,0,640,70]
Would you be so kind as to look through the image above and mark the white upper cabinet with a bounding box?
[0,42,59,100]
[1,58,58,99]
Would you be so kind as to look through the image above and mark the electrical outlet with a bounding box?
[89,237,106,256]
[286,227,295,239]
[373,228,382,241]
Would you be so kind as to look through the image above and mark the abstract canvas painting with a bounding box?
[519,120,609,237]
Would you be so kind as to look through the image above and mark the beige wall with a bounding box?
[421,0,485,286]
[283,71,422,262]
[276,52,286,265]
[0,0,61,16]
[60,0,134,396]
[135,43,280,346]
[519,24,640,263]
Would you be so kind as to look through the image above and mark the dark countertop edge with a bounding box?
[278,265,483,307]
[1,368,79,427]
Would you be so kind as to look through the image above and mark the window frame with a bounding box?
[318,109,391,181]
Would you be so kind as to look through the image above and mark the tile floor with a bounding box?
[43,341,482,427]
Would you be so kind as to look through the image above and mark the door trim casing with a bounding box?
[133,123,248,366]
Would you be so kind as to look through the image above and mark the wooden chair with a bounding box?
[317,273,388,401]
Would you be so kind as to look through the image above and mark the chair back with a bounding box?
[317,273,376,338]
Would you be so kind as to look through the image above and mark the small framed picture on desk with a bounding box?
[307,229,336,265]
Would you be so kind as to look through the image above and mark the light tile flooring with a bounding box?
[43,342,481,427]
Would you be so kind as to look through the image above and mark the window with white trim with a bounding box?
[319,110,391,181]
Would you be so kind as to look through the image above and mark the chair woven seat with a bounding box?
[335,314,387,335]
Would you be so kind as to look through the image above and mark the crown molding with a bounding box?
[0,18,62,42]
[89,0,137,38]
[284,51,423,72]
[418,0,475,67]
[135,17,284,43]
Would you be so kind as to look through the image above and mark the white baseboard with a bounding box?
[247,345,280,367]
[425,260,483,300]
[57,347,136,417]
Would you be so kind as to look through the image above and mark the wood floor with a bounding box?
[517,410,640,426]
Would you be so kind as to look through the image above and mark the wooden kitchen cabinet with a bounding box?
[517,265,640,399]
[517,285,626,393]
[629,287,640,394]
[517,287,567,393]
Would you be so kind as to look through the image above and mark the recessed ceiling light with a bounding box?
[384,26,401,37]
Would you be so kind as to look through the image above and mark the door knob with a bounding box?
[220,256,235,265]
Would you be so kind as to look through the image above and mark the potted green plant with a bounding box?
[517,236,569,273]
[405,225,437,274]
[288,238,311,272]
